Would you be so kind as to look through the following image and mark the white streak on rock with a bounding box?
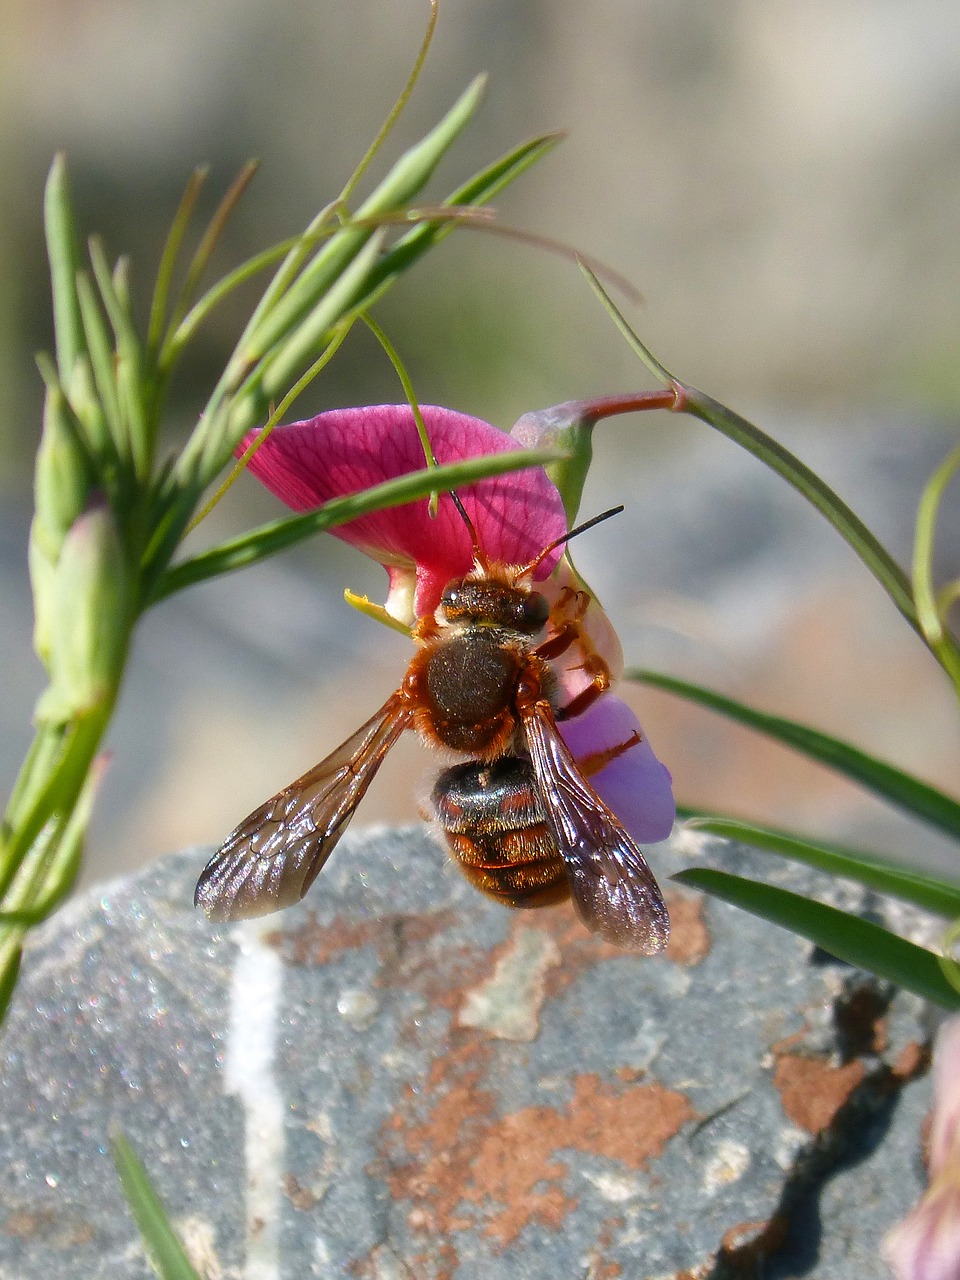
[225,921,285,1280]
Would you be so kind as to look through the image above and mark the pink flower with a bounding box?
[241,405,567,623]
[240,403,675,844]
[884,1017,960,1280]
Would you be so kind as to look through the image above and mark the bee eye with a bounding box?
[525,591,550,628]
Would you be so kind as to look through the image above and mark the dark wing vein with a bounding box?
[195,693,412,921]
[521,699,669,954]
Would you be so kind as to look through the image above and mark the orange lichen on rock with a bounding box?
[380,1049,694,1249]
[663,890,710,966]
[773,1053,866,1134]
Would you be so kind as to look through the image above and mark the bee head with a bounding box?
[438,572,550,634]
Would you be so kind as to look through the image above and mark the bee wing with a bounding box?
[195,692,413,922]
[519,698,670,954]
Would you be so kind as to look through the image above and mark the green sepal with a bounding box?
[510,402,595,524]
[510,391,678,524]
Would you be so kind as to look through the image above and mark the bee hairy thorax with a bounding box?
[405,573,554,758]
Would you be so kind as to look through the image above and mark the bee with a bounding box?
[194,501,669,953]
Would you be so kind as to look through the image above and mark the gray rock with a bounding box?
[0,827,935,1278]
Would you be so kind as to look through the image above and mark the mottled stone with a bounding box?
[0,827,937,1278]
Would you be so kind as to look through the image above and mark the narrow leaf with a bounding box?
[630,667,960,840]
[675,866,960,1009]
[111,1131,202,1280]
[147,166,209,354]
[75,272,125,448]
[685,814,960,917]
[913,441,960,688]
[172,161,259,337]
[150,445,564,603]
[44,154,85,381]
[0,935,22,1028]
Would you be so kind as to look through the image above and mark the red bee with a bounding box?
[195,504,669,953]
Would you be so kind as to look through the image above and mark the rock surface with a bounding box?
[0,827,937,1279]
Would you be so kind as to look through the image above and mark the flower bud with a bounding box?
[28,525,57,669]
[36,501,132,723]
[33,386,95,555]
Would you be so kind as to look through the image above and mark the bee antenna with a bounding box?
[523,505,625,576]
[449,490,484,564]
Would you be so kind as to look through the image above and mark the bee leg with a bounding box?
[554,672,608,720]
[573,731,642,778]
[536,586,615,720]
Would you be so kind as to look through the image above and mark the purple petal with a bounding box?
[240,405,567,619]
[559,695,675,843]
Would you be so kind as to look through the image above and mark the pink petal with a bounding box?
[240,406,567,620]
[930,1017,960,1177]
[883,1018,960,1280]
[559,695,676,843]
[883,1170,960,1280]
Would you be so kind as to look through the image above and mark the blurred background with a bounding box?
[0,0,958,885]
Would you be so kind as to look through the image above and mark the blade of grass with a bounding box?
[685,813,960,917]
[111,1131,202,1280]
[361,313,438,502]
[149,445,565,603]
[630,667,960,840]
[674,866,960,1009]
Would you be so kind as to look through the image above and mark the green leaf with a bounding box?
[44,154,85,383]
[0,935,22,1028]
[111,1132,202,1280]
[629,667,960,840]
[685,814,960,917]
[674,866,960,1009]
[75,271,125,453]
[913,441,960,689]
[150,445,564,603]
[147,167,208,355]
[250,230,386,416]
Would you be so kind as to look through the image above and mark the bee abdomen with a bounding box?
[431,758,569,908]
